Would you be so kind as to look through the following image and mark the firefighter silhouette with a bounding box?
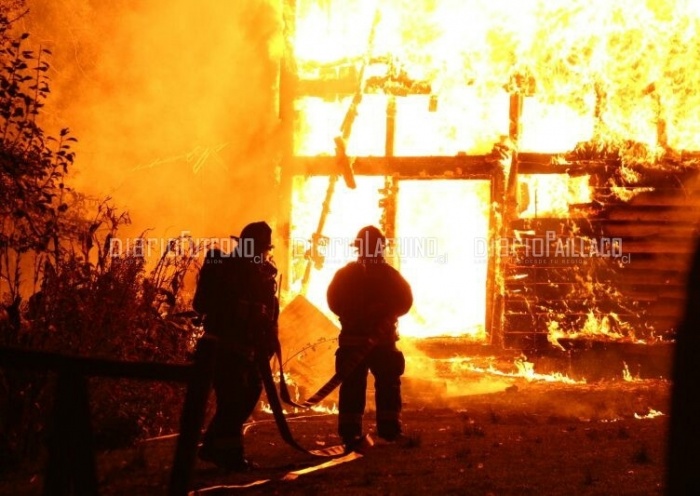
[193,221,278,471]
[327,225,413,449]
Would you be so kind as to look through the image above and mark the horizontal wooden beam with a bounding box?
[613,239,696,254]
[595,222,698,238]
[0,346,193,382]
[290,155,497,178]
[598,206,700,222]
[517,159,619,175]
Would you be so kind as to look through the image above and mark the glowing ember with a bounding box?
[443,355,585,384]
[634,408,664,420]
[260,402,339,416]
[622,362,633,382]
[621,361,645,382]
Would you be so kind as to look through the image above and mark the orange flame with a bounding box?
[260,401,339,416]
[443,355,584,384]
[634,408,664,420]
[290,0,700,348]
[294,0,700,153]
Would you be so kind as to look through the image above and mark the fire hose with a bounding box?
[254,335,375,457]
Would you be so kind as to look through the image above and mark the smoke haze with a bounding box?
[18,0,284,241]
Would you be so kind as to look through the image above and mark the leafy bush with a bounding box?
[0,9,203,465]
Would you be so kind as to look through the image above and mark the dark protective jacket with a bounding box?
[193,248,279,354]
[327,258,413,344]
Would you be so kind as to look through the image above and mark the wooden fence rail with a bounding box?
[0,335,217,496]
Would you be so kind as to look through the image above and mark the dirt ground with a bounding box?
[0,371,670,496]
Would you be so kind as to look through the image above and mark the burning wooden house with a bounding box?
[273,0,700,382]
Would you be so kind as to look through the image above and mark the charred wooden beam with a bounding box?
[0,338,218,496]
[679,151,700,161]
[642,83,669,150]
[385,96,396,158]
[290,155,496,178]
[297,70,358,98]
[505,92,522,220]
[624,191,700,207]
[301,175,338,296]
[297,54,432,99]
[614,239,696,254]
[614,253,692,272]
[168,337,217,496]
[0,346,192,381]
[331,10,382,190]
[44,371,98,495]
[518,160,620,176]
[598,205,700,223]
[487,163,506,347]
[381,97,398,264]
[276,0,298,293]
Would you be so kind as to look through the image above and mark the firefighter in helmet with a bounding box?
[326,225,413,450]
[193,221,279,471]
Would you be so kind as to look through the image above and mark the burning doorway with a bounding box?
[396,179,490,340]
[288,176,492,342]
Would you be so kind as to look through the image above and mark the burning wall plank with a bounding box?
[501,151,700,357]
[587,161,700,338]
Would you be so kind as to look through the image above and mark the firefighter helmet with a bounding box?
[236,221,273,255]
[353,225,386,256]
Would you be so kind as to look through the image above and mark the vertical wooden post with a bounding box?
[487,143,511,349]
[491,77,525,349]
[657,113,668,150]
[385,96,396,158]
[43,371,98,496]
[382,96,399,267]
[506,92,523,221]
[276,0,298,295]
[508,93,522,147]
[593,82,605,140]
[651,86,668,150]
[168,336,217,496]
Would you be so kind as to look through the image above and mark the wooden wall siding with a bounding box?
[592,167,700,337]
[502,165,700,350]
[502,218,625,350]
